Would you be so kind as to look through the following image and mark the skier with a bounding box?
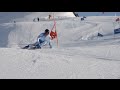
[81,17,84,21]
[14,21,16,23]
[23,29,52,49]
[37,17,40,22]
[49,15,52,20]
[98,33,103,37]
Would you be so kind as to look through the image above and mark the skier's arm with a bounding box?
[37,33,44,42]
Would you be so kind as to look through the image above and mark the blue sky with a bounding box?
[78,12,120,16]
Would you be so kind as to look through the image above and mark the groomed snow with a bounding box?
[0,13,120,79]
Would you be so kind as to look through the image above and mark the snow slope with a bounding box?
[0,12,75,23]
[0,13,120,79]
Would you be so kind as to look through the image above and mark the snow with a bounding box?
[0,12,120,79]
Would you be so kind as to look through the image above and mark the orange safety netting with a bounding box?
[49,15,59,47]
[50,30,57,40]
[50,18,57,40]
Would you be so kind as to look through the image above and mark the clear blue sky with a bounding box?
[78,12,120,16]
